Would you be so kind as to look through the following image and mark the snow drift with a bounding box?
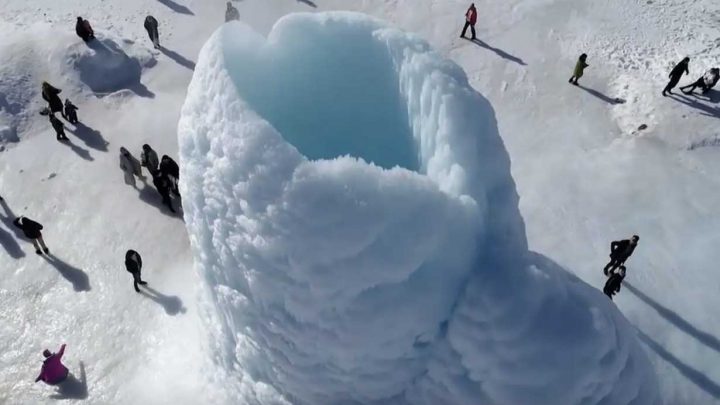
[179,12,659,405]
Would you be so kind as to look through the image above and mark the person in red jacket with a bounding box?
[35,344,69,385]
[460,3,477,40]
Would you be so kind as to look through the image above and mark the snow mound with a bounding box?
[179,12,659,405]
[67,35,155,96]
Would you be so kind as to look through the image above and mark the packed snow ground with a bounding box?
[0,0,719,404]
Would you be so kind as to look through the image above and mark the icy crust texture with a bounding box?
[179,12,658,405]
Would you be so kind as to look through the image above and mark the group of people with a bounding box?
[119,145,181,214]
[41,82,79,142]
[601,235,640,300]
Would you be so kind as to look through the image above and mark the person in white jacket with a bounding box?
[119,147,143,188]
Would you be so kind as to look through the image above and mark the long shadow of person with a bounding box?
[0,220,24,258]
[42,254,91,292]
[137,183,183,219]
[157,0,194,15]
[141,286,186,316]
[67,122,109,152]
[61,138,94,161]
[50,361,88,400]
[671,93,720,118]
[577,85,626,105]
[625,282,720,354]
[159,46,196,71]
[468,38,526,66]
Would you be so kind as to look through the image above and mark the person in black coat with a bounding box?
[152,173,176,213]
[75,17,94,42]
[160,155,180,196]
[13,216,49,255]
[64,99,79,124]
[603,265,626,300]
[49,114,69,141]
[125,249,147,292]
[662,57,689,96]
[41,82,64,117]
[603,235,639,275]
[144,16,160,49]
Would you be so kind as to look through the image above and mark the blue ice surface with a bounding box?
[223,20,418,171]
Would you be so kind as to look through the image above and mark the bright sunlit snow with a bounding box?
[2,0,720,404]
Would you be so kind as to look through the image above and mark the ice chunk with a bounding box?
[179,12,658,405]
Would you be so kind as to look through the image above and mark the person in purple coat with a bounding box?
[35,344,69,385]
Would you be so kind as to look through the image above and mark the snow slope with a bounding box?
[1,0,719,404]
[179,13,656,405]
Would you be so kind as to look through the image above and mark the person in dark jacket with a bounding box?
[662,57,689,96]
[603,235,639,275]
[41,82,64,117]
[460,3,477,40]
[64,99,79,124]
[13,216,49,255]
[225,2,240,22]
[680,67,720,95]
[75,17,94,42]
[49,114,69,141]
[160,155,180,196]
[603,265,626,300]
[569,54,589,85]
[152,173,176,213]
[144,16,160,49]
[125,249,147,293]
[141,144,160,176]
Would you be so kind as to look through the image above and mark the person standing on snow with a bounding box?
[41,82,64,117]
[603,235,639,276]
[125,249,148,293]
[603,265,626,300]
[35,344,69,385]
[460,3,477,41]
[49,114,69,141]
[662,57,690,96]
[225,2,240,22]
[144,15,160,49]
[681,67,720,95]
[141,144,160,176]
[119,147,143,188]
[75,17,95,42]
[152,173,176,213]
[13,215,49,255]
[160,155,180,196]
[568,54,589,85]
[64,99,79,124]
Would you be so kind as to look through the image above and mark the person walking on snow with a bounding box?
[662,57,690,96]
[49,114,69,141]
[225,2,240,22]
[41,82,64,117]
[603,265,626,300]
[603,235,639,276]
[125,249,148,293]
[119,147,143,188]
[141,144,160,176]
[460,3,477,40]
[144,15,160,49]
[160,155,180,196]
[681,67,720,95]
[35,344,69,385]
[13,216,49,255]
[152,173,176,213]
[64,99,79,124]
[75,17,95,42]
[568,54,589,85]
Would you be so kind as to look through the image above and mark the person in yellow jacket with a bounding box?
[568,53,589,85]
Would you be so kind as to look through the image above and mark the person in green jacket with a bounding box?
[568,53,589,85]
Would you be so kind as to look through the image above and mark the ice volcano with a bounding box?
[179,12,658,405]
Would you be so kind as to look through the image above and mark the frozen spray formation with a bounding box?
[179,12,658,405]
